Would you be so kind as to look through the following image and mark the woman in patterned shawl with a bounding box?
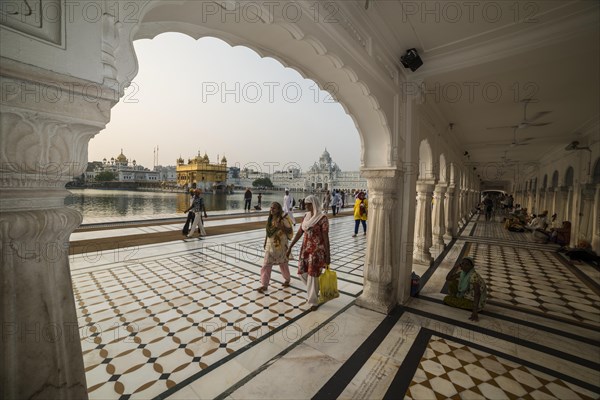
[257,202,294,293]
[444,257,488,321]
[286,195,331,311]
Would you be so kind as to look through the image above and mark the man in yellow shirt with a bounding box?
[352,191,368,237]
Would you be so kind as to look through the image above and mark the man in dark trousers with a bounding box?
[182,189,195,235]
[482,194,494,221]
[244,188,252,212]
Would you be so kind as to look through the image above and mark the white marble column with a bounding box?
[566,187,574,222]
[532,189,539,214]
[455,188,464,228]
[541,189,547,213]
[444,185,456,240]
[542,188,551,212]
[556,187,568,222]
[460,189,468,224]
[1,69,114,399]
[518,191,524,209]
[526,191,532,211]
[413,181,434,265]
[356,169,403,313]
[467,189,477,218]
[550,188,558,215]
[578,185,595,244]
[592,184,600,254]
[431,184,446,248]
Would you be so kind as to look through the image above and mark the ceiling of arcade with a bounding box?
[372,0,599,176]
[133,0,599,186]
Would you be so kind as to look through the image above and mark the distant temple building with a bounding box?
[84,149,160,183]
[176,152,228,191]
[271,149,366,191]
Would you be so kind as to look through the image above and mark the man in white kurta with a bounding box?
[283,189,295,225]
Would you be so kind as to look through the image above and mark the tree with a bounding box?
[95,171,116,182]
[252,177,273,188]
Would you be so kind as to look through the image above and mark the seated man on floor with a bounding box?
[547,220,571,246]
[504,216,525,232]
[444,257,488,322]
[510,207,529,225]
[525,210,548,233]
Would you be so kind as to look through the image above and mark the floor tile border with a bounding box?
[311,307,405,400]
[402,306,600,377]
[383,327,432,399]
[416,295,600,347]
[384,326,600,398]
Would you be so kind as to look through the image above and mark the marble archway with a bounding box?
[0,2,409,398]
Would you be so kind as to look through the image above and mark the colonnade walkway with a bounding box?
[68,212,600,399]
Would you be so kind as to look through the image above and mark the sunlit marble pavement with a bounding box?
[69,213,600,399]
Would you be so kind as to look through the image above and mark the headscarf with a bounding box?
[266,202,284,238]
[301,195,326,231]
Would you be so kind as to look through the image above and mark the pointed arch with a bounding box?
[122,2,395,169]
[542,174,548,189]
[551,170,559,188]
[565,166,575,187]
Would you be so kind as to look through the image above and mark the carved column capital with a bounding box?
[0,109,103,211]
[416,180,435,194]
[1,67,115,212]
[434,183,447,194]
[361,168,403,192]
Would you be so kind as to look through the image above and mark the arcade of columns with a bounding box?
[515,168,600,250]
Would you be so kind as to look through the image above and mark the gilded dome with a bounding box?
[115,148,128,164]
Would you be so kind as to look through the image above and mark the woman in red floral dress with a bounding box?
[286,195,331,311]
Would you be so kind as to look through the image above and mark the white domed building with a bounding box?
[304,149,365,191]
[271,149,367,192]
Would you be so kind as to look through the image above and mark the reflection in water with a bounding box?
[65,189,299,218]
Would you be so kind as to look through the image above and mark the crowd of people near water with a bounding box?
[238,187,367,217]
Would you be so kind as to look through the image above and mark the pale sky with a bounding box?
[89,33,362,174]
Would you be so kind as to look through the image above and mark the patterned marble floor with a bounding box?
[406,334,597,400]
[69,213,600,399]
